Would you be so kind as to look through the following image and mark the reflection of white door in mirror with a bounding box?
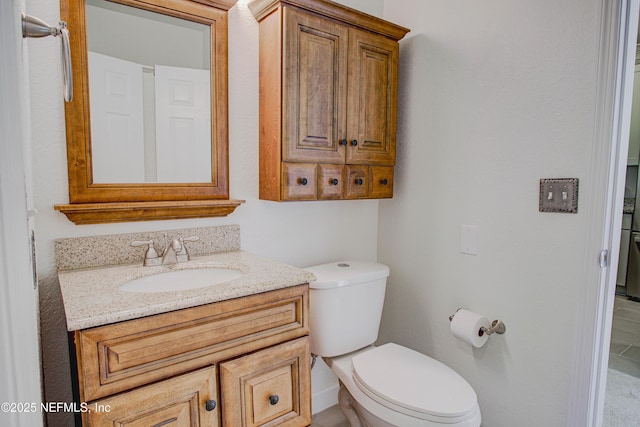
[89,51,145,183]
[155,65,212,183]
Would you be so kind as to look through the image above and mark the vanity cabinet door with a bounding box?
[84,366,218,426]
[346,27,398,166]
[220,337,311,427]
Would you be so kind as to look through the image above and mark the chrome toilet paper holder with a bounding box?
[449,309,506,336]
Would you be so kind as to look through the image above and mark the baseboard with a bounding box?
[312,383,340,414]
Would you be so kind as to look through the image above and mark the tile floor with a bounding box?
[311,405,349,427]
[609,296,640,378]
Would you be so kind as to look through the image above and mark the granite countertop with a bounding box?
[58,250,316,331]
[624,198,635,214]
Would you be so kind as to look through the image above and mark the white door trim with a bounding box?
[0,0,43,425]
[569,0,640,425]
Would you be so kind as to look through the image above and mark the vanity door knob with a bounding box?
[205,400,217,411]
[269,395,279,406]
[331,178,339,185]
[351,139,358,146]
[339,139,348,146]
[355,178,363,186]
[380,179,388,185]
[299,177,308,186]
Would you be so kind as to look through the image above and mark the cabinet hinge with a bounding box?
[599,249,609,268]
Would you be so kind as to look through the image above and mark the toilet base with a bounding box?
[338,382,394,427]
[326,347,482,427]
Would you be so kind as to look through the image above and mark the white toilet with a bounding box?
[306,261,481,427]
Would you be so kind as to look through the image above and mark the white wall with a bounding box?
[378,1,601,426]
[25,0,381,425]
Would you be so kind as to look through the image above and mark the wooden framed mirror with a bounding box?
[56,0,242,224]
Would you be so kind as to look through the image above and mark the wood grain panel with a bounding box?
[368,166,394,199]
[281,163,318,200]
[258,8,284,201]
[318,164,344,200]
[345,165,368,199]
[83,366,218,426]
[346,28,398,166]
[76,285,308,401]
[282,7,348,163]
[220,337,311,427]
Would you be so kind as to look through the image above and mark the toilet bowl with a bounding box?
[305,261,481,427]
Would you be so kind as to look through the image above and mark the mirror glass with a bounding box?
[85,0,212,183]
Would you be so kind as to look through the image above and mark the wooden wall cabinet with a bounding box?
[249,0,409,201]
[72,285,311,426]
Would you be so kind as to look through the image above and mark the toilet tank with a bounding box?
[305,261,390,357]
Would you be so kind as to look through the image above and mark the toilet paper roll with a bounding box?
[450,309,491,348]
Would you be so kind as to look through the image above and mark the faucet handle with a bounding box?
[176,236,200,260]
[130,240,160,264]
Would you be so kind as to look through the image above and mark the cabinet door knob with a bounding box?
[269,395,280,406]
[351,139,358,146]
[380,178,388,185]
[331,178,339,185]
[339,139,348,146]
[299,177,308,186]
[205,400,217,411]
[355,178,363,186]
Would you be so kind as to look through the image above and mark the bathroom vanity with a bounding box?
[58,231,314,427]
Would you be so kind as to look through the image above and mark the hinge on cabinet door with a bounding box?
[599,249,609,268]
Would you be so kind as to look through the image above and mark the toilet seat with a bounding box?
[351,343,478,423]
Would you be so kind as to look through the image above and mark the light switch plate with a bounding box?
[460,225,478,255]
[539,178,579,213]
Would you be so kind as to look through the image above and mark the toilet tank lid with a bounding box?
[304,261,389,289]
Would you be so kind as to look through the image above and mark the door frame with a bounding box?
[0,1,43,426]
[571,0,640,425]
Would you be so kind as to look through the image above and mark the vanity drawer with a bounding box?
[220,337,311,427]
[75,285,308,401]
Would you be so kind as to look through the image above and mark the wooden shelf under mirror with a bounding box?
[54,199,245,225]
[57,0,242,224]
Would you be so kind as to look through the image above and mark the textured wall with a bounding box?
[378,1,601,426]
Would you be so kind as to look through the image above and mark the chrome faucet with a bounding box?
[131,234,200,266]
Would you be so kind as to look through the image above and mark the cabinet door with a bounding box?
[346,28,398,166]
[220,337,311,427]
[84,366,218,426]
[282,7,348,163]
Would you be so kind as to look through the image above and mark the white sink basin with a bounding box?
[119,268,243,293]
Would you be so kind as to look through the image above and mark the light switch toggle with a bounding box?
[539,178,579,213]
